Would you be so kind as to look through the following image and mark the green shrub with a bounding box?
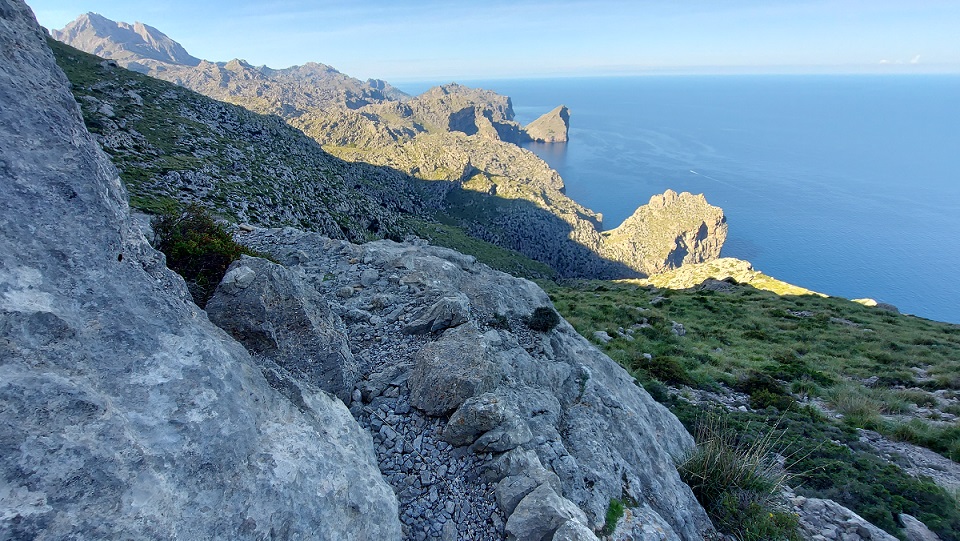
[634,354,693,386]
[677,414,801,541]
[152,205,254,307]
[601,498,625,536]
[528,306,561,332]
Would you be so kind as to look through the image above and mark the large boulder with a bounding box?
[408,323,499,416]
[0,2,399,539]
[206,256,359,402]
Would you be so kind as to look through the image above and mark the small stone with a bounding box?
[592,331,612,343]
[361,268,380,287]
[336,286,355,298]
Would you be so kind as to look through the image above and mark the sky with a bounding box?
[27,0,960,81]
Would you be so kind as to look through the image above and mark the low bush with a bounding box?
[152,204,255,307]
[527,306,561,332]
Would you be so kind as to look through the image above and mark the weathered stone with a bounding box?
[408,325,498,416]
[610,503,678,541]
[593,330,612,343]
[207,256,359,402]
[442,392,509,446]
[496,475,541,515]
[505,484,589,541]
[403,294,471,334]
[899,514,941,541]
[791,495,897,541]
[471,413,533,453]
[0,5,400,538]
[553,518,601,541]
[237,229,715,539]
[360,268,380,287]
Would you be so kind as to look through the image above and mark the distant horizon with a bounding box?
[28,0,960,81]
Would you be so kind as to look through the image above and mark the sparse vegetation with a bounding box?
[152,205,256,307]
[543,278,960,540]
[600,498,625,536]
[528,306,561,332]
[678,414,800,541]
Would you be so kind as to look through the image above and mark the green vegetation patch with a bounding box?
[152,205,259,307]
[405,216,556,280]
[543,278,960,540]
[678,413,801,541]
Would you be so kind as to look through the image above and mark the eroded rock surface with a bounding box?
[239,227,715,540]
[0,2,399,539]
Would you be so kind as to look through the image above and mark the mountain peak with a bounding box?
[51,12,200,68]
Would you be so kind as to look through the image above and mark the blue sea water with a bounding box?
[400,76,960,324]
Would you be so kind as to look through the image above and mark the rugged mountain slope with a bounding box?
[50,12,200,68]
[221,226,716,540]
[0,2,400,538]
[52,14,728,279]
[49,38,426,242]
[3,4,720,539]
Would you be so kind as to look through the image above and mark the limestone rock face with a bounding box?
[899,514,941,541]
[239,227,715,540]
[790,495,897,541]
[206,256,360,402]
[50,12,201,69]
[0,3,399,539]
[526,105,571,143]
[601,189,728,275]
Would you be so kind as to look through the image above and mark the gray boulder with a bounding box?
[206,256,359,402]
[505,484,590,541]
[554,519,600,541]
[899,514,941,541]
[442,392,510,446]
[408,324,498,415]
[402,293,470,334]
[790,495,897,541]
[0,3,399,539]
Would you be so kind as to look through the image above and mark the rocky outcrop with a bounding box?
[238,227,715,540]
[899,514,942,541]
[631,257,823,296]
[790,495,897,541]
[526,105,570,143]
[601,189,728,275]
[206,256,360,402]
[0,2,399,539]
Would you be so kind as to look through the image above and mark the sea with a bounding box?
[398,75,960,324]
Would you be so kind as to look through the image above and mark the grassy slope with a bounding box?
[543,278,960,539]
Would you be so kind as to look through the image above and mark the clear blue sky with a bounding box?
[27,0,960,80]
